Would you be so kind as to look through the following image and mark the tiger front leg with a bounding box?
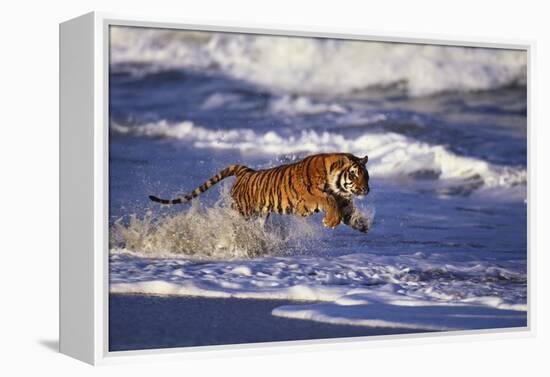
[321,195,343,229]
[342,203,371,233]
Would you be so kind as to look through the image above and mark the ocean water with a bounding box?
[108,27,528,344]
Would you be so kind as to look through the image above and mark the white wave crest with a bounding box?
[268,95,347,115]
[111,120,526,190]
[200,92,349,115]
[110,26,526,97]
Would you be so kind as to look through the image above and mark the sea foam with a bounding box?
[109,251,527,330]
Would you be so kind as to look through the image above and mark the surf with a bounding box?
[110,26,526,97]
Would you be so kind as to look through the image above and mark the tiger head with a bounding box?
[331,154,370,197]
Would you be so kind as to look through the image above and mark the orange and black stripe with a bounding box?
[150,153,369,219]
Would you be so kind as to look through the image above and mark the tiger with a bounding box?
[149,153,371,233]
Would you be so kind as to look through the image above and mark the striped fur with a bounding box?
[149,153,371,232]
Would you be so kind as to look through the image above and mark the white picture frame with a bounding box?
[59,11,534,365]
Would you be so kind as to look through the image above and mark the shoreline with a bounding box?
[109,293,428,351]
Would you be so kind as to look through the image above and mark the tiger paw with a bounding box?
[322,215,341,229]
[352,218,371,233]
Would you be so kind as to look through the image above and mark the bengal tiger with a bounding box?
[149,153,371,233]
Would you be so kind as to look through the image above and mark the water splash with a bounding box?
[109,187,320,259]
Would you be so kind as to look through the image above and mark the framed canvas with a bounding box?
[59,12,533,365]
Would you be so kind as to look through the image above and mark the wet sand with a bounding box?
[109,294,427,351]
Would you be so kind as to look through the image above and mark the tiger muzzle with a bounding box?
[355,186,370,196]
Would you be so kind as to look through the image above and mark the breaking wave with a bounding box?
[111,120,527,192]
[110,26,526,97]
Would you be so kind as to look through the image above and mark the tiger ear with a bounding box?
[360,155,369,165]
